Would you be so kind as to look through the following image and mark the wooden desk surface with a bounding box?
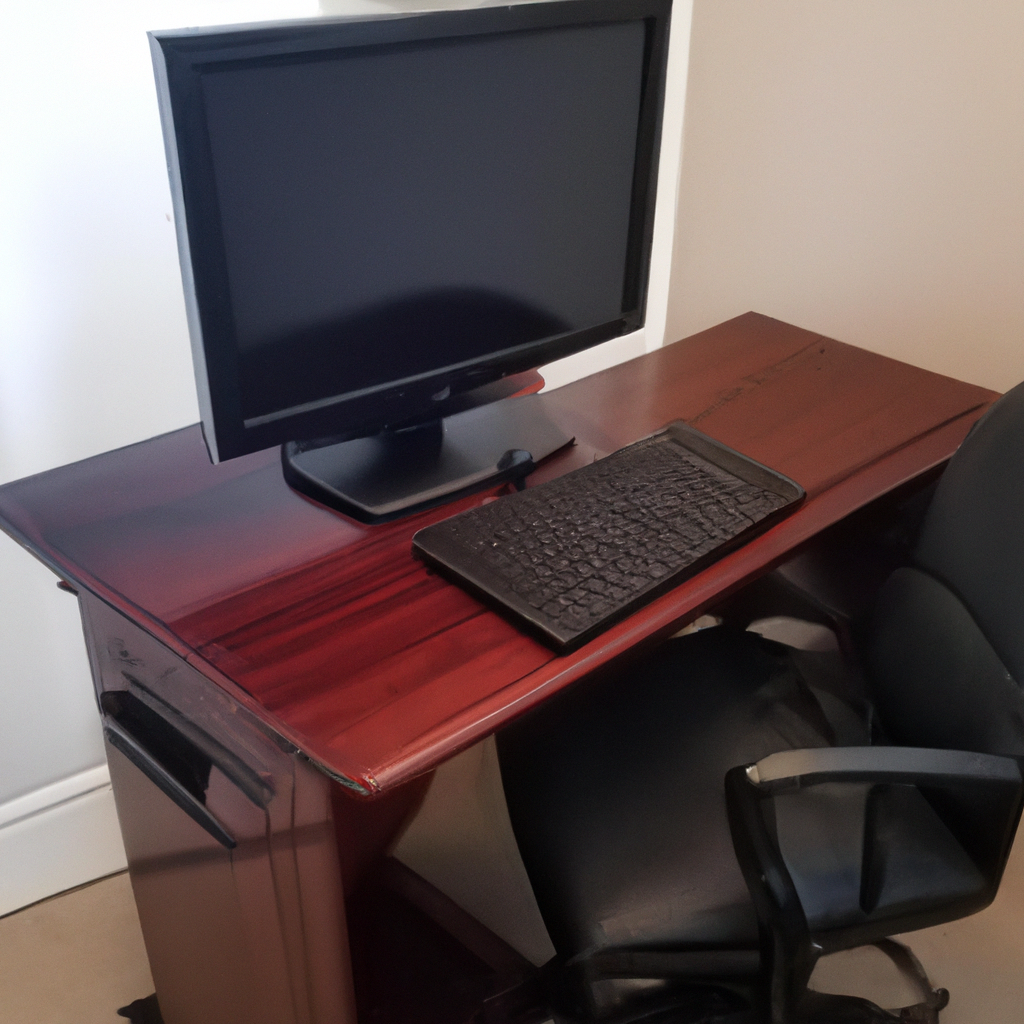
[0,314,996,793]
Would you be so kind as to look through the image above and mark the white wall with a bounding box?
[667,0,1024,394]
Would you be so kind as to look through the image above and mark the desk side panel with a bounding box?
[80,595,356,1024]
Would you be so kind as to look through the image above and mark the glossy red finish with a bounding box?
[0,314,997,793]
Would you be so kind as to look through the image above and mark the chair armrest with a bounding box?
[746,746,1022,793]
[726,746,1024,948]
[727,745,1024,1023]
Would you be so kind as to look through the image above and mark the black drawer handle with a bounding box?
[105,719,237,849]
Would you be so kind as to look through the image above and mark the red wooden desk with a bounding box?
[0,313,997,1024]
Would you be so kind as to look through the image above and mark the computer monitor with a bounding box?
[150,0,672,521]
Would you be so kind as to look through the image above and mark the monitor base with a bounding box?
[281,393,573,523]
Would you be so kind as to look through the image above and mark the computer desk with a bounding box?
[0,313,999,1024]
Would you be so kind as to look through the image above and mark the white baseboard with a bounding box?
[0,765,127,917]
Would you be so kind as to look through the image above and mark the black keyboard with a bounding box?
[412,423,804,651]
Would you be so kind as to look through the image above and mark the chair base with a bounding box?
[541,960,762,1024]
[545,987,760,1024]
[794,940,948,1024]
[796,990,947,1024]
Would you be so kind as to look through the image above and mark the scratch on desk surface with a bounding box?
[689,339,826,427]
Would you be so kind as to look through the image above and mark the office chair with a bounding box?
[496,381,1024,1023]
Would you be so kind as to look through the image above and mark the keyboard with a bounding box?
[412,423,804,651]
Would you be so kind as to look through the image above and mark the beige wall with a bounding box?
[667,0,1024,394]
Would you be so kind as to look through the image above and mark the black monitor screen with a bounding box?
[152,0,671,461]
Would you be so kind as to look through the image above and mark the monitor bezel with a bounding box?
[150,0,673,462]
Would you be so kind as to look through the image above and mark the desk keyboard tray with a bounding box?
[412,423,804,652]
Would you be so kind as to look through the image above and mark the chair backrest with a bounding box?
[868,381,1024,757]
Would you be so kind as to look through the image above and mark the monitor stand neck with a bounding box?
[280,393,572,523]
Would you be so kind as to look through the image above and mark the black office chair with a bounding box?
[496,381,1024,1023]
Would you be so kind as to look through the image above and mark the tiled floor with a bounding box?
[2,830,1023,1024]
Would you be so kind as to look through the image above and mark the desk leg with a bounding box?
[81,596,358,1024]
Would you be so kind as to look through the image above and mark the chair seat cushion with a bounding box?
[496,627,871,959]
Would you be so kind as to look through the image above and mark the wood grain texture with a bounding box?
[0,314,997,792]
